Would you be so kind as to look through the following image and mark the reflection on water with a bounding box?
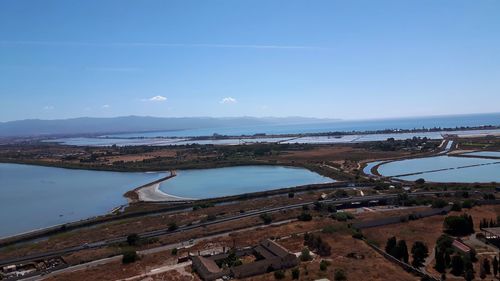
[0,163,166,237]
[159,165,334,199]
[375,156,500,183]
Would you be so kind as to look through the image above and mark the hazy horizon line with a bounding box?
[2,111,499,124]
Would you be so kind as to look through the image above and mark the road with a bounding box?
[22,220,296,281]
[0,189,465,268]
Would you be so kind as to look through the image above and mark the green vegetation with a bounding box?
[259,213,273,224]
[385,236,409,263]
[411,241,429,268]
[299,247,312,261]
[304,233,331,256]
[126,233,139,246]
[274,270,285,279]
[168,222,178,231]
[450,202,462,212]
[431,199,448,208]
[334,268,347,281]
[297,212,313,221]
[331,212,354,221]
[122,249,139,264]
[320,260,331,271]
[291,268,300,279]
[443,214,474,236]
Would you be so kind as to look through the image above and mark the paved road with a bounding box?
[0,190,464,268]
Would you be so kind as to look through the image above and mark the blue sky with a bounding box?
[1,0,499,122]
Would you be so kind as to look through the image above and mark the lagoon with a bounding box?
[159,166,334,199]
[375,156,500,182]
[0,163,166,237]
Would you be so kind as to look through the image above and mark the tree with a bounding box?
[291,268,300,279]
[288,192,295,198]
[122,249,139,264]
[434,248,446,273]
[480,261,486,279]
[465,269,474,281]
[168,222,178,231]
[320,260,330,271]
[385,236,397,256]
[127,233,139,246]
[444,251,451,268]
[483,258,491,275]
[415,178,426,185]
[450,255,464,276]
[274,270,285,279]
[397,240,409,263]
[260,213,273,224]
[411,241,429,268]
[432,199,448,208]
[334,269,347,281]
[297,212,313,221]
[443,214,474,236]
[300,247,312,261]
[493,256,498,276]
[451,202,462,212]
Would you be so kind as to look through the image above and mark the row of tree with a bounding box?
[479,217,500,229]
[385,236,429,268]
[443,214,474,236]
[304,233,332,257]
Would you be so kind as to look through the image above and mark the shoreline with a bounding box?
[136,181,195,202]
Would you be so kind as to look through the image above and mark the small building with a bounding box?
[452,239,471,254]
[481,227,500,248]
[192,239,298,281]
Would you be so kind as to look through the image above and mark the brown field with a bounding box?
[364,205,500,281]
[43,216,423,281]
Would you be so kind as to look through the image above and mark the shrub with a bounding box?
[300,247,312,261]
[274,270,285,279]
[168,222,178,231]
[260,213,273,224]
[126,234,139,246]
[171,248,178,255]
[322,225,339,234]
[461,200,474,209]
[334,269,347,281]
[432,199,448,208]
[297,212,313,221]
[415,178,426,185]
[331,212,354,222]
[122,249,139,264]
[451,202,462,212]
[291,268,300,279]
[443,214,474,236]
[351,228,364,239]
[320,260,330,271]
[288,192,295,198]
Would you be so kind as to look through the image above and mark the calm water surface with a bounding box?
[159,166,334,199]
[375,156,500,182]
[0,163,166,237]
[108,113,500,138]
[463,151,500,158]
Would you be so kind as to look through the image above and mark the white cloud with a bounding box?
[145,95,167,102]
[102,104,110,108]
[220,97,237,104]
[43,105,54,110]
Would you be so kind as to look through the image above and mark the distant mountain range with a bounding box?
[0,116,339,137]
